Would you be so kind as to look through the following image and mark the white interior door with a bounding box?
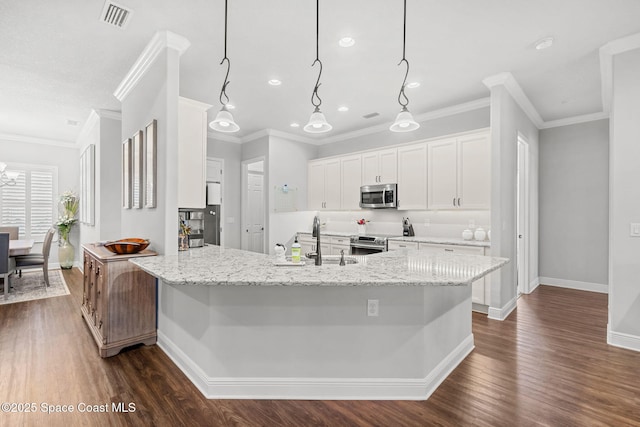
[517,137,530,295]
[247,171,264,253]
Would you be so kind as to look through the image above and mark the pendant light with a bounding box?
[304,0,332,133]
[210,0,239,133]
[390,0,419,132]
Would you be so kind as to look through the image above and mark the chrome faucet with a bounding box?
[309,215,322,265]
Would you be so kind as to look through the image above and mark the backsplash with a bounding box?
[316,210,491,238]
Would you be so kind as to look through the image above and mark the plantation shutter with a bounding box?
[0,170,27,238]
[30,170,55,239]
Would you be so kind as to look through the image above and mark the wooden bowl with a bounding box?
[104,238,150,254]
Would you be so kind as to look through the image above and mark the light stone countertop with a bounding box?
[387,236,491,248]
[130,245,508,287]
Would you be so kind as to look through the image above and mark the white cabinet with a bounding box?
[341,155,362,210]
[387,240,419,251]
[178,97,211,208]
[308,158,341,210]
[427,132,490,210]
[298,234,350,257]
[416,242,489,306]
[397,143,427,210]
[362,148,397,185]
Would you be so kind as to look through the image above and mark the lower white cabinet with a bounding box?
[387,240,491,309]
[298,234,349,257]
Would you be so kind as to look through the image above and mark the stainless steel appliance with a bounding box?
[179,208,205,248]
[204,205,221,246]
[350,234,395,255]
[360,183,398,209]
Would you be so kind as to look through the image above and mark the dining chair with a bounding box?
[14,227,55,287]
[0,226,19,240]
[1,232,15,297]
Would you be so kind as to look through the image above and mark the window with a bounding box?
[0,163,58,241]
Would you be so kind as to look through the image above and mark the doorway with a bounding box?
[206,157,224,247]
[241,158,265,253]
[516,135,530,296]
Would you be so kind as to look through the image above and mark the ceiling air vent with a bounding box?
[100,1,133,29]
[363,112,380,119]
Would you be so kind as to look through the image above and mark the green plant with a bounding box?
[56,190,79,242]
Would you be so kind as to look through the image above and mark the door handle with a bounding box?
[453,197,456,206]
[518,235,523,238]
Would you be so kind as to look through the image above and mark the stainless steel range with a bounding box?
[350,234,399,255]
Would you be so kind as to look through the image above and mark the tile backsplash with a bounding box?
[315,209,491,238]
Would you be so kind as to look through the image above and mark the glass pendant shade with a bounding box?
[209,105,239,133]
[389,106,420,132]
[304,106,332,133]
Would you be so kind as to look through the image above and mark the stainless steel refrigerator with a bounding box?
[204,205,220,246]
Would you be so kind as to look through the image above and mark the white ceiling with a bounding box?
[1,0,640,145]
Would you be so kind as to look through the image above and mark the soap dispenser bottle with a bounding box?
[291,235,301,263]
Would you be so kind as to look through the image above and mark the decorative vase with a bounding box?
[58,237,75,269]
[178,234,189,251]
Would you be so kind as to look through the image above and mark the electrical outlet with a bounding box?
[367,299,379,317]
[631,223,640,237]
[424,218,430,227]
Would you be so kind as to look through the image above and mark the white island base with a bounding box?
[157,283,472,400]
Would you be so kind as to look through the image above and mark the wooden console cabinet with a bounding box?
[81,243,157,357]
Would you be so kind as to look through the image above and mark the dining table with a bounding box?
[9,239,34,256]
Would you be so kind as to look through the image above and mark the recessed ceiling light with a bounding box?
[337,106,349,112]
[535,37,554,50]
[338,37,355,48]
[290,122,300,128]
[406,82,420,89]
[268,79,282,86]
[226,103,235,110]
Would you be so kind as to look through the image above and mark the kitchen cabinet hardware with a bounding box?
[445,248,454,252]
[453,197,456,206]
[458,197,461,206]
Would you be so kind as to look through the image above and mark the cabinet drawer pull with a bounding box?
[458,197,461,206]
[445,248,454,252]
[453,197,456,206]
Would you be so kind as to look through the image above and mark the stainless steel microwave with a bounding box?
[360,183,398,209]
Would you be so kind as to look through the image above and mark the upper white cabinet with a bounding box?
[396,142,427,210]
[428,131,490,210]
[308,158,341,210]
[362,148,397,185]
[341,154,362,210]
[178,97,211,208]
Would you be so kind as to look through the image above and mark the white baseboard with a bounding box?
[539,277,608,294]
[488,295,517,321]
[527,277,540,294]
[157,330,474,400]
[607,325,640,352]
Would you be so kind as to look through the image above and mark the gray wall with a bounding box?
[318,107,490,157]
[609,47,640,340]
[539,120,609,286]
[489,85,539,313]
[121,49,181,255]
[207,138,242,249]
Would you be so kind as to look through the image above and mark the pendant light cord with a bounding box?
[219,0,231,106]
[397,0,410,109]
[310,0,323,109]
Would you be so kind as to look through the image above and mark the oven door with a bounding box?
[350,243,385,256]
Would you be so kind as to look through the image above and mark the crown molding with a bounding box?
[0,132,77,149]
[599,32,640,114]
[95,109,122,120]
[207,130,242,144]
[114,30,191,102]
[319,97,491,145]
[483,72,544,128]
[540,111,609,129]
[262,129,320,145]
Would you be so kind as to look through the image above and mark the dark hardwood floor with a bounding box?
[1,269,639,426]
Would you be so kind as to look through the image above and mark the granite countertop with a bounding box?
[388,236,491,248]
[130,245,508,287]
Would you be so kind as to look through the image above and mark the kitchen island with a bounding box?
[131,246,508,400]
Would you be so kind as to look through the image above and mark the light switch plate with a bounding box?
[630,223,640,237]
